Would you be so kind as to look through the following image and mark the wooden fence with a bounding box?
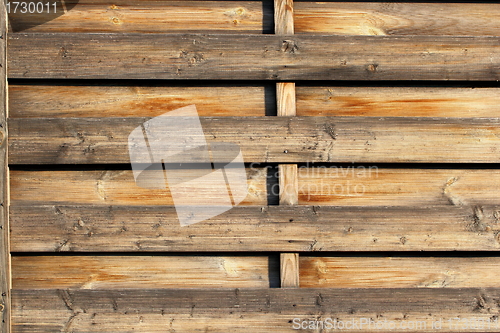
[2,1,500,332]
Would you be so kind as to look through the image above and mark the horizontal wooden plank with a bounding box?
[296,87,500,117]
[297,168,500,206]
[10,205,500,252]
[300,257,500,289]
[9,117,500,164]
[12,85,500,119]
[9,84,271,118]
[12,288,500,332]
[8,0,272,33]
[8,34,500,80]
[12,256,272,289]
[295,2,500,36]
[10,169,267,206]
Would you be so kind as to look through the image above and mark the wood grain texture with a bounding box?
[8,33,500,80]
[280,253,299,288]
[278,165,298,206]
[298,168,500,207]
[295,2,500,36]
[10,205,500,252]
[276,83,295,117]
[300,257,500,289]
[10,169,267,206]
[274,0,293,35]
[0,1,9,332]
[296,87,500,117]
[9,117,500,164]
[9,85,271,118]
[8,0,272,33]
[12,288,500,332]
[275,0,300,292]
[12,256,272,289]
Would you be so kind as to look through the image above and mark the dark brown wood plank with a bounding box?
[300,257,500,289]
[12,288,500,332]
[10,205,500,252]
[9,117,500,164]
[295,2,500,36]
[8,33,500,80]
[12,256,272,289]
[296,87,500,117]
[0,1,9,332]
[8,0,272,33]
[9,84,271,118]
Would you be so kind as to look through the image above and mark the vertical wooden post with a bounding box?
[0,1,9,331]
[275,0,299,288]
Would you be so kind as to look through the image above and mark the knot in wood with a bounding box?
[281,40,298,54]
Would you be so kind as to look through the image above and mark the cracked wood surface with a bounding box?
[9,117,500,164]
[11,288,500,332]
[8,34,500,80]
[10,205,500,252]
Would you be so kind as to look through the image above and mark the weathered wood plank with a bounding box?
[300,257,500,289]
[8,0,272,33]
[295,2,500,36]
[12,256,272,289]
[12,288,500,332]
[9,117,500,164]
[296,87,500,117]
[10,169,267,206]
[12,85,498,119]
[0,1,9,332]
[298,168,500,207]
[9,85,271,118]
[9,205,500,252]
[280,253,299,288]
[8,34,500,80]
